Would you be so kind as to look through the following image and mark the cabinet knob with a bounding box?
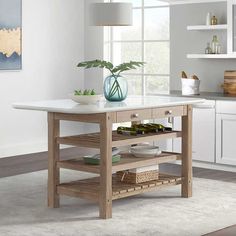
[131,113,139,118]
[165,110,172,115]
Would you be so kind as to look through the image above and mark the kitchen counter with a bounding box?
[13,95,205,114]
[157,90,236,101]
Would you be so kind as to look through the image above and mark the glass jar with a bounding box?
[206,12,211,25]
[216,44,221,54]
[103,75,128,102]
[211,35,219,54]
[205,42,212,54]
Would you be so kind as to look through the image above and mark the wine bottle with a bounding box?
[148,123,165,131]
[117,123,172,136]
[148,123,172,132]
[117,127,145,135]
[132,124,158,134]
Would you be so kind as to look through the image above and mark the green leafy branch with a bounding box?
[77,60,145,77]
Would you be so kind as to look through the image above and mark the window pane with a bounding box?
[113,9,141,41]
[144,42,169,74]
[144,8,169,40]
[113,42,142,74]
[104,27,111,43]
[146,76,169,94]
[113,0,141,7]
[125,75,142,95]
[104,42,111,64]
[144,0,169,6]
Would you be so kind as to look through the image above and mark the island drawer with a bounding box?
[116,109,152,123]
[152,106,186,119]
[216,101,236,114]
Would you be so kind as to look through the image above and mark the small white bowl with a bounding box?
[70,94,102,104]
[130,145,161,158]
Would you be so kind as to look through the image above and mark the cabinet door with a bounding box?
[173,103,215,163]
[172,117,181,153]
[153,118,173,152]
[216,114,236,165]
[192,106,215,162]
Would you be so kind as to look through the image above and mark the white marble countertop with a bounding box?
[13,96,205,114]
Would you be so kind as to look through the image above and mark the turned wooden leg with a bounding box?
[48,112,60,208]
[181,105,193,198]
[99,113,113,219]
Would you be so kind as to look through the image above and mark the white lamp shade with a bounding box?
[91,2,133,26]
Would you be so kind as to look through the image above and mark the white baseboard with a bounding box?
[0,141,48,158]
[0,142,73,158]
[192,161,236,173]
[175,160,236,172]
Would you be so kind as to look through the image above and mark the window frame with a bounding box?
[104,0,170,95]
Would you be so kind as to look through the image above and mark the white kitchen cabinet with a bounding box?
[216,101,236,166]
[173,100,215,163]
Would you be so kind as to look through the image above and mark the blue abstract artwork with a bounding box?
[0,0,22,70]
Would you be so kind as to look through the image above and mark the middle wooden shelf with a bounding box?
[57,152,181,174]
[57,131,182,148]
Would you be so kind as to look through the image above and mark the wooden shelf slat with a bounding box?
[57,152,181,174]
[57,131,182,149]
[57,173,183,202]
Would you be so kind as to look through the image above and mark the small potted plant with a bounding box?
[77,60,144,102]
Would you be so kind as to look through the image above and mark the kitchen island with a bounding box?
[13,96,204,219]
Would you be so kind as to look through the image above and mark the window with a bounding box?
[104,0,170,95]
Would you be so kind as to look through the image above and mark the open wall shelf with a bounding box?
[187,24,228,31]
[187,54,236,59]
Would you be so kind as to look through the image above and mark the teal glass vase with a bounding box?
[103,75,128,102]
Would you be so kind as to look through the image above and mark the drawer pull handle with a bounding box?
[165,110,172,115]
[131,113,139,118]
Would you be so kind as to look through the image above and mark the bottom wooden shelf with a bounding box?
[57,173,183,202]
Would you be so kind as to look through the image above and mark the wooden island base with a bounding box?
[47,105,192,219]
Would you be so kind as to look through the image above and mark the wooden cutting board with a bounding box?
[224,71,236,83]
[223,71,236,93]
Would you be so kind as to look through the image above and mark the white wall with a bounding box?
[0,0,85,158]
[83,0,104,134]
[170,2,236,92]
[84,0,104,93]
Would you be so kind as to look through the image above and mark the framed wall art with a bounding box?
[0,0,22,70]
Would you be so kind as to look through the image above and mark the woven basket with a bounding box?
[116,170,159,184]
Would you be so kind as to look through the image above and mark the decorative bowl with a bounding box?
[130,145,161,158]
[70,94,102,104]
